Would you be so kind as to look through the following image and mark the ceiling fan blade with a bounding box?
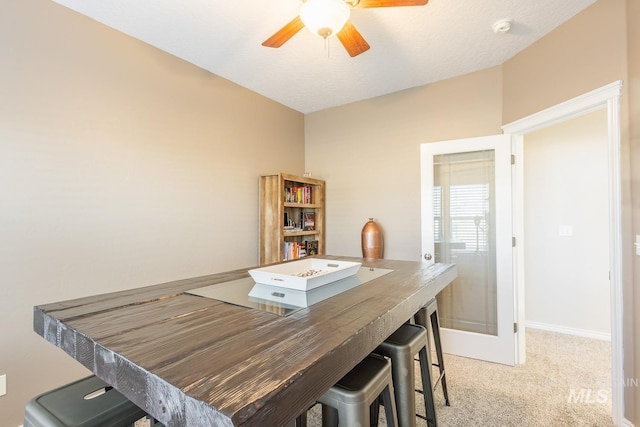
[337,21,370,57]
[353,0,428,8]
[262,16,305,48]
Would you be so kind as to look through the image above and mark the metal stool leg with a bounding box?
[295,412,308,427]
[321,405,338,427]
[415,298,450,407]
[389,342,417,426]
[418,343,438,427]
[429,302,449,406]
[380,382,397,427]
[340,398,372,426]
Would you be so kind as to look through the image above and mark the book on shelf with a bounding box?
[302,212,315,231]
[282,240,319,261]
[284,211,302,233]
[284,226,303,233]
[284,185,313,204]
[283,241,307,261]
[306,240,318,256]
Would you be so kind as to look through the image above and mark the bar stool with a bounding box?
[373,323,437,427]
[318,353,398,426]
[415,298,450,408]
[24,375,151,427]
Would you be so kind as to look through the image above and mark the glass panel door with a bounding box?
[421,134,514,365]
[434,150,497,336]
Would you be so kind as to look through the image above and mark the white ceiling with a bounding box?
[51,0,597,114]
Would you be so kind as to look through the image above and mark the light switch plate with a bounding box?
[559,225,573,237]
[0,374,6,396]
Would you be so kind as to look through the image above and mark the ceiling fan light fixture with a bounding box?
[300,0,351,39]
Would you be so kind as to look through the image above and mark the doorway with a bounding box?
[503,80,623,425]
[523,108,612,419]
[523,109,610,339]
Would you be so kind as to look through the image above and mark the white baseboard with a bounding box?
[621,418,634,427]
[526,321,611,341]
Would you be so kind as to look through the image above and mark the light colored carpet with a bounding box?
[306,328,613,426]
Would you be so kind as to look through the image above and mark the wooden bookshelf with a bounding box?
[259,173,325,265]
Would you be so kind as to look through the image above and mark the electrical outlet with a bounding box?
[134,417,151,427]
[0,374,6,396]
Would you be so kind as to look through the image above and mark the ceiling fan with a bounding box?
[262,0,429,57]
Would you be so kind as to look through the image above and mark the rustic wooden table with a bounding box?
[34,257,456,426]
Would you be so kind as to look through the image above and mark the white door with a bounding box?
[421,134,515,365]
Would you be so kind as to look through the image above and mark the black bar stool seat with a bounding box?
[24,375,150,427]
[318,353,398,426]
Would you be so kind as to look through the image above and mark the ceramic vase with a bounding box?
[361,218,383,259]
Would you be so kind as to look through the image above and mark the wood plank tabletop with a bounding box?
[34,256,456,426]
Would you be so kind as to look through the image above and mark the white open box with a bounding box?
[248,258,361,291]
[248,274,361,307]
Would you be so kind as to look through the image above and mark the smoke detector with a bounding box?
[492,18,513,34]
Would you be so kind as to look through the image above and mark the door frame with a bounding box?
[502,80,623,425]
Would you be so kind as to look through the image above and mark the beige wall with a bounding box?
[501,0,628,124]
[305,66,503,260]
[627,0,640,423]
[524,109,610,337]
[306,0,637,422]
[0,0,304,425]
